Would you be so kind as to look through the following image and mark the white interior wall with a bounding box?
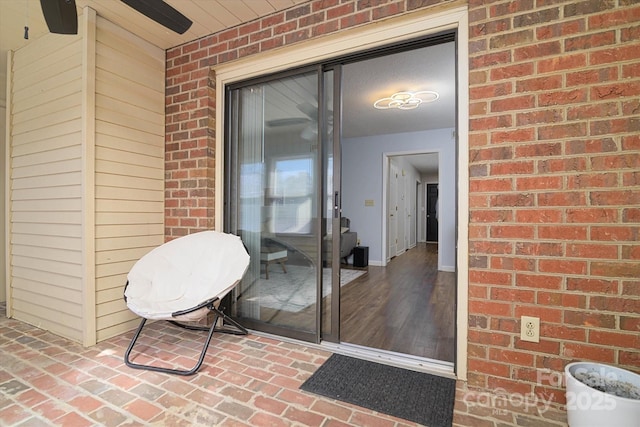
[342,127,456,270]
[422,171,439,182]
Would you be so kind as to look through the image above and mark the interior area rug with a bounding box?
[300,354,456,426]
[243,267,366,313]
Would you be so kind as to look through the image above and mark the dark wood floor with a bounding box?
[247,243,456,362]
[340,243,456,362]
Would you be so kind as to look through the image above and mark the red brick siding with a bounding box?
[463,0,640,423]
[165,0,640,425]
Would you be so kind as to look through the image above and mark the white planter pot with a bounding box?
[565,362,640,427]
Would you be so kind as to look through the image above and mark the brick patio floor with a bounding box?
[0,303,423,426]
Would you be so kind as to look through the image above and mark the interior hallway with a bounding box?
[0,303,422,427]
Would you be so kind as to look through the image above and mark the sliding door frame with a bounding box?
[215,5,469,379]
[323,64,343,344]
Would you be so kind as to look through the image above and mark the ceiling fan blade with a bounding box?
[120,0,192,34]
[297,102,317,119]
[267,118,310,127]
[40,0,78,35]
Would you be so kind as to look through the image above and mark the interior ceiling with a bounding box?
[343,42,455,175]
[342,41,456,139]
[1,1,454,174]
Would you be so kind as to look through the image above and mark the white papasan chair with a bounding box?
[124,230,250,375]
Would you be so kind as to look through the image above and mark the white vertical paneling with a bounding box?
[9,27,84,342]
[94,15,165,342]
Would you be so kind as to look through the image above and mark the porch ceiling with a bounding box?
[0,0,307,107]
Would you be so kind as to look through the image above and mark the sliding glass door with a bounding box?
[225,68,325,341]
[225,35,458,367]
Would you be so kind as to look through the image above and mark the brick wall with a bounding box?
[165,0,640,425]
[459,0,640,425]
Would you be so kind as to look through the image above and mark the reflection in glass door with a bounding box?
[226,69,322,341]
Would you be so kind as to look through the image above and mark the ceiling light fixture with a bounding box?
[373,91,439,110]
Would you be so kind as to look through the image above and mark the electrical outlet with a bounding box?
[520,316,540,343]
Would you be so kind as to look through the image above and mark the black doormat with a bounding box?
[300,354,456,426]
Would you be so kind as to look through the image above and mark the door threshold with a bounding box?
[322,342,455,379]
[249,330,455,379]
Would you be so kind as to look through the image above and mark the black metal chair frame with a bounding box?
[124,296,247,376]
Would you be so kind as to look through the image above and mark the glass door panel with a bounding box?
[227,70,320,341]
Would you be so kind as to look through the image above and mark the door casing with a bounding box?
[214,5,470,380]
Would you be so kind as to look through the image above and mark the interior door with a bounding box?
[426,184,439,242]
[388,161,398,259]
[411,181,418,247]
[397,169,406,255]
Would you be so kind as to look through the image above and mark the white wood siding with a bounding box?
[7,11,165,345]
[9,33,84,342]
[1,105,6,303]
[94,17,165,341]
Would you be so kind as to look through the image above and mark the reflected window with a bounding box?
[265,157,313,234]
